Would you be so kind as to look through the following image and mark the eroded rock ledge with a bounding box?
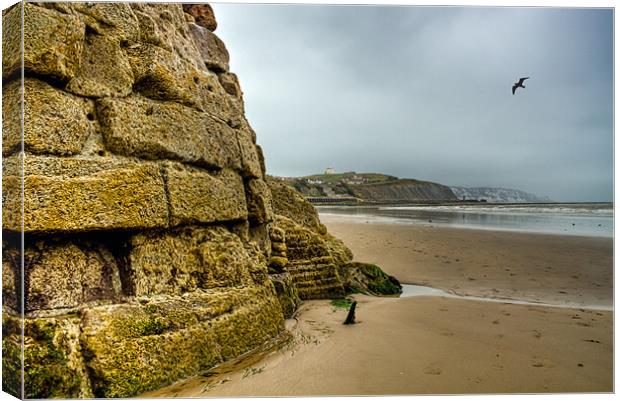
[2,3,395,398]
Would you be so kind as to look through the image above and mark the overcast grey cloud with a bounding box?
[212,4,613,202]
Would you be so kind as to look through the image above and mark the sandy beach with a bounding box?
[322,218,613,308]
[144,216,613,397]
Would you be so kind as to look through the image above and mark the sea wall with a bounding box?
[2,3,281,398]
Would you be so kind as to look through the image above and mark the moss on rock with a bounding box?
[129,226,269,296]
[3,313,94,399]
[80,287,283,397]
[344,262,402,296]
[269,273,301,319]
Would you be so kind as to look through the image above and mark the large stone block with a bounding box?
[2,314,93,399]
[80,288,283,397]
[129,226,262,296]
[3,78,93,156]
[245,178,274,225]
[189,23,229,72]
[2,156,169,233]
[21,239,123,312]
[66,32,134,97]
[127,43,203,106]
[164,162,247,226]
[218,72,242,98]
[267,176,325,232]
[183,4,217,31]
[130,3,204,67]
[3,3,85,80]
[41,2,140,43]
[98,95,242,170]
[127,43,242,123]
[237,127,264,178]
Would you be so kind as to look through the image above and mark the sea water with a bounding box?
[318,203,613,238]
[399,284,612,311]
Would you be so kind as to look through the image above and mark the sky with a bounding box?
[212,4,613,202]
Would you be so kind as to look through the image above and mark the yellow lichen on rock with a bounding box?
[3,156,169,233]
[3,78,94,156]
[129,226,264,295]
[163,163,248,226]
[3,3,85,80]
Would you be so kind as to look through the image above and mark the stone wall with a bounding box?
[1,3,396,398]
[2,3,281,398]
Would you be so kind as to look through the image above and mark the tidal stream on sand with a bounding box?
[399,284,613,311]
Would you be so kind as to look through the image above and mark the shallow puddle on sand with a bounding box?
[399,284,612,311]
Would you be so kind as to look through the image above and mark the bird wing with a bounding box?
[512,84,517,94]
[518,77,530,85]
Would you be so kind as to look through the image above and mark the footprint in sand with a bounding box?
[423,365,442,375]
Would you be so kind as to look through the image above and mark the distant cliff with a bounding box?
[450,187,551,203]
[349,179,457,202]
[281,172,458,203]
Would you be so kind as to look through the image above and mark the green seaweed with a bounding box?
[330,298,354,310]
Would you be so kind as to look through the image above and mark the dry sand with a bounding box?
[143,218,613,397]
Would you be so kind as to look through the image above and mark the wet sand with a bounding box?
[143,217,613,396]
[322,218,613,308]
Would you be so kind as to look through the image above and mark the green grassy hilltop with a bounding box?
[277,171,457,203]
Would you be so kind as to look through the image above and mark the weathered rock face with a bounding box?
[2,3,278,398]
[183,4,217,31]
[2,3,395,398]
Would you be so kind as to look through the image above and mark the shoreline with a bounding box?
[317,211,613,239]
[321,215,613,309]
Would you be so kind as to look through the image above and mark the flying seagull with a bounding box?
[512,77,530,95]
